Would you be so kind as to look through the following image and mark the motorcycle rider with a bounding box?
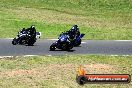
[66,25,80,43]
[19,25,36,37]
[17,25,36,42]
[70,25,80,37]
[12,25,39,45]
[26,25,36,38]
[67,29,76,43]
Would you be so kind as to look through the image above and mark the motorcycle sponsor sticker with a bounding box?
[76,66,131,85]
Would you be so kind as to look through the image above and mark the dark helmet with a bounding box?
[71,25,79,32]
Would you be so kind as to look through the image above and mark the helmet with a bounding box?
[71,25,79,31]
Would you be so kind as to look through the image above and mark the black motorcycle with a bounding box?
[12,29,41,46]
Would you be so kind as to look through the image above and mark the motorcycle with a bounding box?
[50,33,73,51]
[59,31,85,47]
[12,29,41,46]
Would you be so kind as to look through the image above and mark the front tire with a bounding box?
[50,43,56,51]
[12,38,17,45]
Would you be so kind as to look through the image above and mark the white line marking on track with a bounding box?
[5,38,14,39]
[110,55,130,56]
[122,55,130,56]
[0,54,131,58]
[110,55,119,56]
[48,39,58,40]
[81,42,86,44]
[47,55,52,56]
[0,55,39,58]
[0,56,13,58]
[23,55,39,57]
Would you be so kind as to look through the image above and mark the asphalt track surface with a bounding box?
[0,39,132,56]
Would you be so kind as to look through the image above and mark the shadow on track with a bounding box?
[49,49,75,52]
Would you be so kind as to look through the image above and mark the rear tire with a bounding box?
[61,42,72,51]
[62,43,68,50]
[28,42,33,46]
[68,45,73,50]
[75,39,81,46]
[28,39,36,46]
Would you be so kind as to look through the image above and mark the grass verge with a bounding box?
[0,0,132,39]
[0,55,131,88]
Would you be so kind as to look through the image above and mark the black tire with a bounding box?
[76,76,86,85]
[75,39,81,46]
[69,45,73,50]
[27,38,36,46]
[50,43,56,51]
[61,42,72,51]
[67,44,73,51]
[28,41,35,46]
[62,43,68,50]
[12,38,17,45]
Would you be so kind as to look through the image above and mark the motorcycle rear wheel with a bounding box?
[27,38,36,46]
[28,40,35,46]
[62,43,72,51]
[75,39,81,46]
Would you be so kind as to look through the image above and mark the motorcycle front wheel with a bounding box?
[50,43,56,51]
[12,38,18,45]
[28,40,35,46]
[27,38,36,46]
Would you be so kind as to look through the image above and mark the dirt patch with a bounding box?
[84,63,116,74]
[0,64,75,78]
[0,63,116,78]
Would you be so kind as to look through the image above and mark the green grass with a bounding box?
[0,55,131,88]
[0,0,132,39]
[0,1,132,88]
